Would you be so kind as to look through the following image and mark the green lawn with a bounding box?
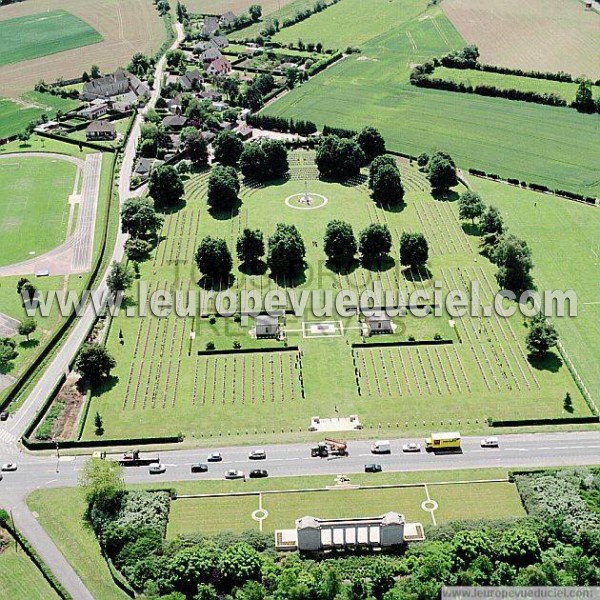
[263,0,600,196]
[469,177,600,404]
[21,91,83,114]
[431,67,596,104]
[0,10,102,67]
[0,97,45,139]
[0,155,75,267]
[27,489,129,600]
[81,153,587,443]
[0,536,61,600]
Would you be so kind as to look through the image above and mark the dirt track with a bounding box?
[0,0,166,97]
[443,0,600,78]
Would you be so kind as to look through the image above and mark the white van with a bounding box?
[371,440,391,454]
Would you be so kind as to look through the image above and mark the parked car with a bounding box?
[0,412,8,421]
[249,469,268,478]
[149,463,166,474]
[225,469,244,479]
[191,463,208,473]
[1,463,17,472]
[207,452,222,462]
[402,442,421,453]
[480,437,499,448]
[249,449,266,460]
[364,464,382,473]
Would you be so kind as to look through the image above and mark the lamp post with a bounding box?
[54,439,60,473]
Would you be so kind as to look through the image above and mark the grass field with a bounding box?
[0,97,45,139]
[0,10,102,68]
[469,177,600,404]
[21,91,83,114]
[0,0,166,97]
[432,67,597,104]
[442,0,600,79]
[0,155,75,267]
[0,534,61,600]
[81,153,587,442]
[186,0,298,15]
[263,0,600,197]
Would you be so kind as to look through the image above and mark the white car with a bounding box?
[480,437,499,448]
[1,463,17,472]
[249,449,266,460]
[149,463,167,474]
[402,442,421,453]
[225,469,244,479]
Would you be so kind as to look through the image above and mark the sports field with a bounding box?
[0,534,61,600]
[442,0,600,79]
[263,0,600,196]
[0,155,75,267]
[0,10,102,68]
[167,478,525,537]
[0,0,166,97]
[470,177,600,404]
[81,153,587,442]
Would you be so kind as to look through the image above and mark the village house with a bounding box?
[236,125,253,140]
[206,57,232,77]
[210,35,229,49]
[179,69,203,91]
[201,47,223,64]
[219,11,236,27]
[78,101,109,120]
[162,115,188,131]
[201,15,220,37]
[83,69,149,101]
[86,120,117,140]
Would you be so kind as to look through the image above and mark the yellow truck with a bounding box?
[425,431,461,452]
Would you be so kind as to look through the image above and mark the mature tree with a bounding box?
[236,228,264,266]
[213,130,244,166]
[79,456,124,514]
[218,542,262,586]
[107,262,134,295]
[166,49,185,69]
[168,544,218,597]
[94,411,103,434]
[240,140,288,181]
[222,76,241,103]
[148,165,184,206]
[356,126,385,163]
[262,138,289,178]
[19,281,38,306]
[195,236,233,279]
[17,318,37,341]
[285,67,299,89]
[267,223,306,276]
[323,220,357,267]
[493,234,533,294]
[371,163,404,205]
[128,52,151,77]
[368,155,397,189]
[480,205,504,236]
[207,165,240,211]
[249,4,262,21]
[124,238,153,262]
[316,135,365,179]
[74,343,116,387]
[370,561,395,599]
[121,197,163,239]
[186,131,209,165]
[458,190,485,224]
[427,151,458,191]
[0,339,17,370]
[359,223,392,264]
[90,64,101,78]
[573,78,595,113]
[526,313,558,358]
[399,232,429,268]
[417,152,429,168]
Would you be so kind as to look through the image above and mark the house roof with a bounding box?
[256,315,278,326]
[179,69,203,90]
[208,57,231,73]
[86,120,115,133]
[83,69,149,100]
[162,115,188,127]
[134,157,155,175]
[202,47,222,60]
[364,311,391,322]
[211,35,229,48]
[202,15,219,34]
[220,11,236,22]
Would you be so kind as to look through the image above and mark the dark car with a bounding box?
[364,464,382,473]
[191,463,208,473]
[249,469,268,478]
[207,452,222,462]
[0,412,8,421]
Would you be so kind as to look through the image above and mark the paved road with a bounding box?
[0,22,185,600]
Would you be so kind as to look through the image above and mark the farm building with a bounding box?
[83,69,149,101]
[253,315,281,339]
[78,102,108,120]
[362,311,393,335]
[86,120,116,140]
[275,513,425,552]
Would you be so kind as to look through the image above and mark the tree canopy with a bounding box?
[148,165,184,206]
[74,343,116,387]
[121,197,163,239]
[427,151,458,191]
[236,228,264,267]
[186,131,209,165]
[316,135,365,179]
[195,236,233,280]
[493,234,534,295]
[239,139,288,182]
[458,190,485,223]
[323,220,357,266]
[213,130,244,166]
[267,223,306,276]
[356,126,386,163]
[359,223,392,264]
[526,313,559,358]
[107,262,134,295]
[207,165,240,211]
[399,232,429,268]
[371,162,404,205]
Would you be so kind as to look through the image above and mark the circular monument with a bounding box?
[285,181,329,210]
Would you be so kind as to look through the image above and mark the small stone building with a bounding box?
[363,311,393,335]
[254,315,281,339]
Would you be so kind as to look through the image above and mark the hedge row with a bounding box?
[38,130,118,153]
[247,113,317,134]
[351,339,453,349]
[307,50,342,76]
[198,345,299,356]
[322,124,358,139]
[488,416,599,427]
[22,434,183,451]
[466,168,597,204]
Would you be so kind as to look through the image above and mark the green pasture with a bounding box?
[0,155,75,266]
[470,177,600,403]
[263,0,600,196]
[0,10,102,67]
[0,535,61,600]
[432,67,596,104]
[21,91,83,114]
[81,154,587,442]
[0,97,45,139]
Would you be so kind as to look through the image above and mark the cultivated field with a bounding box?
[442,0,600,79]
[0,10,102,68]
[167,478,524,536]
[0,533,61,600]
[186,0,298,15]
[0,155,75,267]
[470,177,600,405]
[264,0,600,196]
[82,153,587,442]
[0,0,166,97]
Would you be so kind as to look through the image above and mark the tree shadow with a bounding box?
[198,273,235,291]
[378,200,405,214]
[156,197,187,214]
[0,361,15,375]
[121,295,138,309]
[207,196,241,220]
[270,266,307,288]
[432,189,460,202]
[19,339,40,350]
[239,260,267,276]
[325,258,359,276]
[528,351,563,373]
[360,255,395,273]
[403,266,433,282]
[91,374,120,396]
[462,222,481,237]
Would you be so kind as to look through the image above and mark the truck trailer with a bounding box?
[425,432,461,452]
